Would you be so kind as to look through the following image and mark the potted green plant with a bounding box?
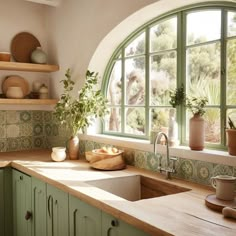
[54,69,108,159]
[226,116,236,155]
[168,84,185,146]
[186,96,208,151]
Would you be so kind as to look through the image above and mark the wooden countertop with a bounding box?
[0,150,236,236]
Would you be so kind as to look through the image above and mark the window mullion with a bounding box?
[121,48,125,134]
[179,11,187,145]
[146,28,150,139]
[221,8,228,146]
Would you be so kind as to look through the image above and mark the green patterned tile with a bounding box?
[43,111,53,123]
[19,123,33,137]
[20,111,31,123]
[0,125,6,138]
[45,123,52,136]
[0,111,6,125]
[6,111,19,124]
[32,111,43,122]
[52,124,59,136]
[0,138,7,152]
[195,161,214,185]
[20,137,32,150]
[177,159,195,180]
[6,138,20,151]
[6,124,20,138]
[146,152,158,171]
[33,124,43,136]
[134,150,147,169]
[33,136,45,149]
[213,164,234,176]
[79,139,86,155]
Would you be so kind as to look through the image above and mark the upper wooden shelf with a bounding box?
[0,98,58,105]
[0,61,59,72]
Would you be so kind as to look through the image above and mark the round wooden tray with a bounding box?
[11,32,41,63]
[205,194,236,212]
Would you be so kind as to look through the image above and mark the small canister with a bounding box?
[39,84,49,99]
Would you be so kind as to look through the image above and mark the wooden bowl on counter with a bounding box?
[85,148,126,171]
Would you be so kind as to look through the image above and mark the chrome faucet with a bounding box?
[154,132,177,179]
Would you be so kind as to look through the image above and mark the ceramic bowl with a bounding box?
[51,147,67,162]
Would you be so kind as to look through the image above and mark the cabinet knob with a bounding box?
[25,211,32,220]
[20,175,23,180]
[111,219,119,227]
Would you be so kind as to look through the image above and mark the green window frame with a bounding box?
[102,2,236,150]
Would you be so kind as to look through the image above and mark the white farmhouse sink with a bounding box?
[86,175,190,201]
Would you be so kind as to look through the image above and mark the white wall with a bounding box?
[45,0,158,97]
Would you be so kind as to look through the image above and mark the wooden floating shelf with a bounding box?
[0,98,58,105]
[0,61,59,72]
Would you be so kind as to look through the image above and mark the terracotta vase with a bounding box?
[226,129,236,156]
[189,114,205,151]
[68,136,79,160]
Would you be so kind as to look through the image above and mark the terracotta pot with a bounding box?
[226,129,236,156]
[189,114,205,151]
[68,136,79,160]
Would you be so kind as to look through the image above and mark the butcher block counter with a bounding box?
[0,149,235,236]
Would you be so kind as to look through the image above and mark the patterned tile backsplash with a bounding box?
[0,110,235,186]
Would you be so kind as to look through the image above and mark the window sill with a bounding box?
[80,134,236,166]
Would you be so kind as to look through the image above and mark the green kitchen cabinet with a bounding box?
[0,169,4,236]
[0,168,13,236]
[102,211,149,236]
[12,169,32,236]
[69,194,102,236]
[32,177,47,236]
[47,184,69,236]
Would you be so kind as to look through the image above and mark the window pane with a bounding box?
[125,32,145,57]
[204,108,221,143]
[187,10,221,45]
[125,57,145,105]
[151,108,171,134]
[104,107,121,132]
[227,11,236,37]
[227,39,236,105]
[150,17,177,52]
[107,60,122,105]
[125,107,145,135]
[186,43,221,105]
[227,109,236,127]
[150,52,176,105]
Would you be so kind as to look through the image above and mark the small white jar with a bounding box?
[51,147,67,162]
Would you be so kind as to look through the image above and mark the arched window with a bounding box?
[102,3,236,149]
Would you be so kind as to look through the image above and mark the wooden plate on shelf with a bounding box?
[2,75,30,97]
[205,194,236,212]
[11,32,41,63]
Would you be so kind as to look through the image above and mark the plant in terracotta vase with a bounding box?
[54,69,108,159]
[226,116,236,155]
[168,84,185,146]
[186,96,208,151]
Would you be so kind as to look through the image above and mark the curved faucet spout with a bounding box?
[154,132,176,179]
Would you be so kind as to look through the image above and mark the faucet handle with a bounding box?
[170,157,178,172]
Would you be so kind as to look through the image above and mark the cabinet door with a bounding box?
[12,169,32,236]
[102,212,149,236]
[0,169,4,236]
[69,195,101,236]
[32,177,47,236]
[47,184,69,236]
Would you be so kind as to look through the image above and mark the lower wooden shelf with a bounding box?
[0,98,58,105]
